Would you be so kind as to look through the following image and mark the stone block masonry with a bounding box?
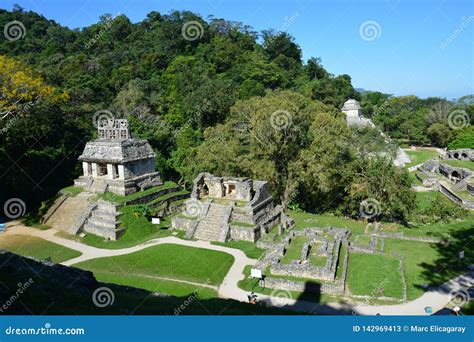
[172,172,289,242]
[82,200,125,240]
[253,228,349,297]
[74,119,162,196]
[260,240,349,296]
[262,277,344,295]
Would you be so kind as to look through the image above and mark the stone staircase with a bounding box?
[44,192,93,234]
[193,203,232,242]
[82,200,124,241]
[452,176,472,192]
[88,178,108,193]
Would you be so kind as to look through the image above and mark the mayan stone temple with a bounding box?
[342,99,411,167]
[74,118,162,195]
[41,118,167,241]
[172,173,292,242]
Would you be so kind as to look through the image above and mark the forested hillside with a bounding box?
[0,6,472,221]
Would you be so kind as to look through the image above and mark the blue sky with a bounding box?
[1,0,473,99]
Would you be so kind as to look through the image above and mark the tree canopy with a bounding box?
[0,7,470,223]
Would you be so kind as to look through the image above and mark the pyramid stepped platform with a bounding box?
[82,200,125,241]
[124,183,183,205]
[147,190,190,209]
[193,203,232,242]
[43,192,93,233]
[99,182,186,206]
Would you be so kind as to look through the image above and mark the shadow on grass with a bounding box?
[0,251,362,315]
[0,251,291,315]
[415,225,474,291]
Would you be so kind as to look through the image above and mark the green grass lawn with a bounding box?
[383,239,439,300]
[309,254,327,267]
[383,238,473,301]
[289,211,368,235]
[75,243,234,286]
[307,242,327,267]
[455,190,474,200]
[0,252,289,315]
[60,185,84,197]
[443,159,474,171]
[212,240,265,259]
[147,189,189,206]
[238,266,345,304]
[79,206,179,249]
[414,191,442,211]
[354,235,372,245]
[0,235,81,263]
[98,181,179,204]
[288,208,467,241]
[405,149,440,168]
[94,273,218,299]
[347,253,404,299]
[408,173,422,186]
[230,221,255,228]
[280,236,309,264]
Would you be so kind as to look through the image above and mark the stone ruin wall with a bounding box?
[262,240,349,296]
[229,225,260,242]
[444,149,473,161]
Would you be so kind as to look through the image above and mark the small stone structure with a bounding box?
[421,159,473,182]
[342,99,375,127]
[342,99,411,167]
[255,227,350,296]
[172,173,291,242]
[443,148,473,161]
[74,119,162,195]
[468,182,474,196]
[418,155,474,209]
[82,200,124,240]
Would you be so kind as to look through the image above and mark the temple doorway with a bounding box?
[201,184,209,197]
[98,163,108,177]
[227,184,236,196]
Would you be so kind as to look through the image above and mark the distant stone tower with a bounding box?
[341,99,411,167]
[74,118,162,195]
[341,99,374,127]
